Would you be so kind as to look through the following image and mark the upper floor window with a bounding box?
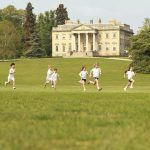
[69,35,72,40]
[106,33,109,38]
[99,34,101,39]
[113,33,117,38]
[56,35,59,40]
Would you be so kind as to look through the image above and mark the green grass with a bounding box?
[0,58,150,150]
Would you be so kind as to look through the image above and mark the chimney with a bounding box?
[77,19,80,24]
[90,20,93,24]
[98,18,101,24]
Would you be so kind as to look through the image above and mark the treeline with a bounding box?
[0,3,69,59]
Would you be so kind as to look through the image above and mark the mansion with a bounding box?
[52,19,134,57]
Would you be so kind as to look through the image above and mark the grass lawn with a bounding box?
[0,58,150,150]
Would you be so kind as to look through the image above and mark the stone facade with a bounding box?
[52,19,133,57]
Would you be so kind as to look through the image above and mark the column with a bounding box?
[93,33,96,51]
[86,33,89,51]
[72,34,76,51]
[59,34,62,52]
[78,33,81,51]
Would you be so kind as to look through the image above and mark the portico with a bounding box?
[71,32,97,52]
[71,25,98,52]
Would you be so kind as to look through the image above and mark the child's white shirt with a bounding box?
[47,69,53,79]
[52,72,59,81]
[9,68,15,77]
[91,67,101,78]
[79,70,88,79]
[126,71,135,80]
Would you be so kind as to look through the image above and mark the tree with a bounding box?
[24,31,46,58]
[0,5,25,55]
[130,18,150,73]
[55,4,69,26]
[24,2,36,50]
[0,20,21,59]
[37,10,56,56]
[0,5,25,30]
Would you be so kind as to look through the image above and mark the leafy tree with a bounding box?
[24,2,36,50]
[24,31,46,58]
[0,5,25,55]
[0,5,25,30]
[130,18,150,73]
[37,10,56,56]
[0,20,21,59]
[55,4,69,26]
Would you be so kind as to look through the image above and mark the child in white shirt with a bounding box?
[124,67,136,91]
[51,68,59,89]
[79,66,88,91]
[44,65,54,88]
[89,63,102,91]
[5,63,16,89]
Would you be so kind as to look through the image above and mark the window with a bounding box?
[113,47,116,51]
[112,42,117,51]
[63,45,66,52]
[105,42,109,50]
[113,33,116,38]
[62,34,66,40]
[56,45,59,52]
[56,35,59,40]
[69,43,71,51]
[69,35,72,40]
[106,33,109,38]
[98,44,101,50]
[106,47,109,50]
[99,34,101,39]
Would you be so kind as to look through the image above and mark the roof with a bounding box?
[52,22,133,33]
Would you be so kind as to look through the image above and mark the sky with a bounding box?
[0,0,150,33]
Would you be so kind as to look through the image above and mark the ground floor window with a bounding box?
[69,43,71,51]
[106,47,109,50]
[98,45,101,51]
[105,42,110,50]
[63,45,66,52]
[113,47,116,51]
[112,42,117,51]
[56,45,59,52]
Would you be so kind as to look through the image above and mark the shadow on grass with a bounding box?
[33,114,55,121]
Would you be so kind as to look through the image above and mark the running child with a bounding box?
[5,63,16,89]
[79,66,88,92]
[89,63,102,91]
[124,66,136,91]
[51,68,59,89]
[44,65,54,88]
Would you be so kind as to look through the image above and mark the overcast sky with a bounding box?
[0,0,150,33]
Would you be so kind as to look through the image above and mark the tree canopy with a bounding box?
[55,4,69,26]
[130,18,150,73]
[24,2,36,50]
[0,20,21,59]
[37,10,56,56]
